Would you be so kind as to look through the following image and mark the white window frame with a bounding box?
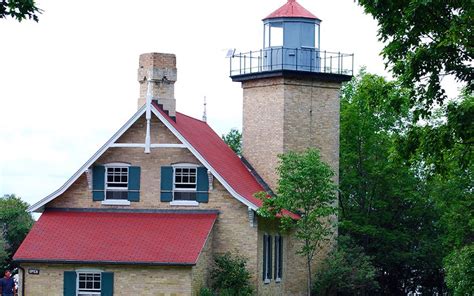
[170,163,199,206]
[102,163,131,205]
[76,270,102,296]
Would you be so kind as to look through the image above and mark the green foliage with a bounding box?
[339,71,445,294]
[0,194,34,270]
[0,0,41,22]
[257,148,337,294]
[312,236,379,296]
[198,287,214,296]
[222,128,242,156]
[357,0,474,119]
[210,252,253,296]
[444,244,474,296]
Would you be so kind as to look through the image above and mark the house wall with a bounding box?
[21,263,192,296]
[191,227,214,294]
[45,114,259,291]
[257,217,285,296]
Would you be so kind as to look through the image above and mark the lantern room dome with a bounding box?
[263,0,320,21]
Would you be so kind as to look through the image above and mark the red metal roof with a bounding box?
[155,104,299,220]
[264,0,319,20]
[14,211,216,265]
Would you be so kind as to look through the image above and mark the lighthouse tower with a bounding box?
[230,0,353,191]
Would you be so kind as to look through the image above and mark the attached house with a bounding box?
[13,1,352,295]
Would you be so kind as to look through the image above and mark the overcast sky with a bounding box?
[0,0,407,206]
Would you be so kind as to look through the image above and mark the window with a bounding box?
[263,234,272,283]
[105,166,128,200]
[270,23,283,47]
[274,235,283,281]
[77,272,101,296]
[173,167,197,201]
[160,165,208,204]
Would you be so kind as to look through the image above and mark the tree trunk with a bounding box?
[307,253,312,296]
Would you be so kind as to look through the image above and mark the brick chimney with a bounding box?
[137,53,177,117]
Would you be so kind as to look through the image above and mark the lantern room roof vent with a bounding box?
[264,0,319,21]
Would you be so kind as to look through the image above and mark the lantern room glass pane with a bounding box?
[270,23,283,47]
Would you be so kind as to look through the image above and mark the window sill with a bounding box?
[101,200,131,206]
[275,278,281,283]
[263,279,271,284]
[170,201,199,207]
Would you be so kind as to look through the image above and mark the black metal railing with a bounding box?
[229,47,354,77]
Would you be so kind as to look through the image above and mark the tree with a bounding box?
[339,71,446,294]
[312,236,379,295]
[222,128,242,156]
[210,252,253,296]
[444,244,474,295]
[0,0,41,22]
[397,90,473,294]
[0,194,34,270]
[257,148,337,295]
[357,0,474,119]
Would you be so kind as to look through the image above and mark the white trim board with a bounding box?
[29,105,258,212]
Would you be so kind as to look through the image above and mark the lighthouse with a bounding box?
[230,0,353,192]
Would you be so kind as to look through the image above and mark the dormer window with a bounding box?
[106,166,129,200]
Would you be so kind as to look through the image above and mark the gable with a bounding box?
[29,104,265,213]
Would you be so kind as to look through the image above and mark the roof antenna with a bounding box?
[202,96,207,122]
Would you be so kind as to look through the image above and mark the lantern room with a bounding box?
[263,0,321,50]
[229,0,353,81]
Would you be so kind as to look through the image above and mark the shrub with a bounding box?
[210,252,253,296]
[312,236,379,296]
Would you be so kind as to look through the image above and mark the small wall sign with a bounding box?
[28,269,40,275]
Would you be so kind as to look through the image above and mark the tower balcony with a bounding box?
[229,47,353,83]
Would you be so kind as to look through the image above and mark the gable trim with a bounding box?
[28,106,148,212]
[29,105,259,213]
[151,107,258,211]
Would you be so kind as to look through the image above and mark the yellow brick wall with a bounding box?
[241,77,341,190]
[191,227,214,294]
[21,263,192,296]
[43,114,260,293]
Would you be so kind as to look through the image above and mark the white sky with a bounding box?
[0,0,436,206]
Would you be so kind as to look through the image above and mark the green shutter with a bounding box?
[63,271,76,296]
[128,166,141,202]
[92,165,105,201]
[101,272,114,296]
[196,167,209,203]
[160,166,173,202]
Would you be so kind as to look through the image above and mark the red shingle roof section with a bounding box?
[155,104,299,220]
[156,106,265,208]
[264,0,319,20]
[14,211,216,265]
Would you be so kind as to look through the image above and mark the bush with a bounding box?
[198,287,214,296]
[312,236,379,296]
[210,252,253,296]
